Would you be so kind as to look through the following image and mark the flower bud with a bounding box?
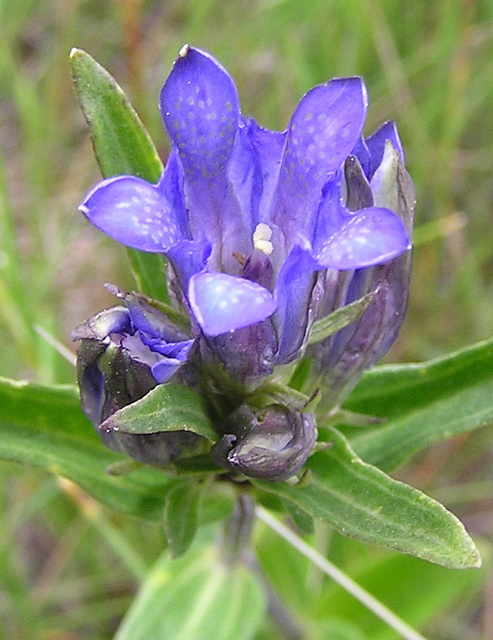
[212,404,317,482]
[311,142,415,411]
[72,304,200,465]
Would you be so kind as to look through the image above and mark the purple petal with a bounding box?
[235,117,286,225]
[80,176,180,252]
[188,271,276,336]
[144,338,194,359]
[159,46,248,272]
[365,121,404,178]
[275,246,318,363]
[311,180,347,253]
[166,239,212,290]
[315,207,410,270]
[157,149,189,237]
[160,46,239,180]
[151,359,186,384]
[147,338,195,383]
[273,77,368,243]
[106,286,189,343]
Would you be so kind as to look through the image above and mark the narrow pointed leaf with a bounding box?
[0,377,176,520]
[69,47,168,302]
[115,544,266,640]
[256,429,481,569]
[343,337,493,470]
[308,290,377,345]
[163,480,201,558]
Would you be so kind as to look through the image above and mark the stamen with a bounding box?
[253,223,274,256]
[178,44,190,58]
[232,251,247,266]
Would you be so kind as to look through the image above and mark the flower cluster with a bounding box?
[73,45,414,481]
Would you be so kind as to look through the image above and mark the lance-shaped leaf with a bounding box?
[163,479,202,558]
[0,377,232,522]
[114,543,266,640]
[0,377,175,520]
[69,48,168,302]
[342,336,493,471]
[255,429,481,569]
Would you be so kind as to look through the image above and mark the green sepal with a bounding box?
[101,382,216,441]
[308,290,378,346]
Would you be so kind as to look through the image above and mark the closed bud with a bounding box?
[72,304,200,466]
[212,404,317,482]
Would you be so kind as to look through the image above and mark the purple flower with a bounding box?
[74,46,414,479]
[309,133,415,410]
[79,45,409,380]
[71,289,204,465]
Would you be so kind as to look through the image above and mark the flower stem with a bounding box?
[220,494,256,564]
[256,506,430,640]
[253,561,303,640]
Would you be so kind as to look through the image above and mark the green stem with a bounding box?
[256,506,430,640]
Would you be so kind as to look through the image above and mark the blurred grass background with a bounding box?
[1,0,493,638]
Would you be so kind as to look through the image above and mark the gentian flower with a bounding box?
[72,289,203,465]
[74,45,413,480]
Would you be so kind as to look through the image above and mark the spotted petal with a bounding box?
[315,207,410,270]
[273,77,368,244]
[160,46,239,179]
[159,46,246,271]
[188,272,277,336]
[80,176,180,252]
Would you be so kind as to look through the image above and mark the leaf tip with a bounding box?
[69,47,85,61]
[448,537,483,570]
[468,546,483,569]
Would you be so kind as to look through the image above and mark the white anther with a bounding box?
[253,223,274,256]
[178,44,190,58]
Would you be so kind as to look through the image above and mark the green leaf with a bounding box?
[281,498,315,535]
[308,290,377,346]
[256,429,481,569]
[164,480,201,558]
[114,543,266,640]
[69,48,162,185]
[343,337,493,470]
[199,483,236,526]
[0,376,176,520]
[69,47,169,303]
[101,383,216,440]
